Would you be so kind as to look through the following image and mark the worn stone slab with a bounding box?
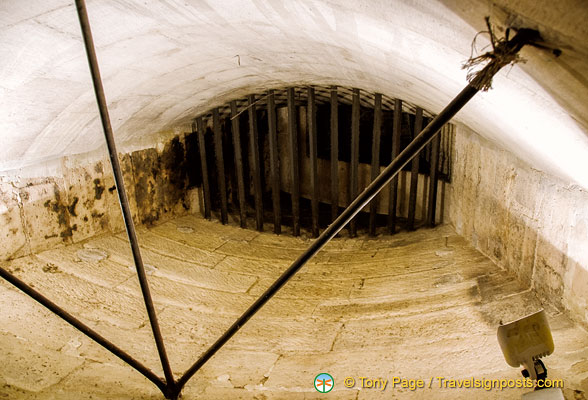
[42,360,162,400]
[0,284,84,353]
[3,257,151,330]
[0,332,84,393]
[250,275,359,300]
[313,281,482,322]
[92,235,253,293]
[118,229,227,267]
[99,233,225,269]
[35,241,133,288]
[163,215,259,242]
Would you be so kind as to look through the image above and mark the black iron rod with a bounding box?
[330,86,339,222]
[0,266,167,393]
[407,107,423,230]
[268,90,281,234]
[74,0,175,389]
[213,108,228,224]
[196,117,212,220]
[248,94,264,232]
[369,93,382,236]
[287,88,301,236]
[176,82,480,392]
[388,98,402,233]
[230,101,247,228]
[427,132,441,226]
[308,86,319,238]
[349,88,360,237]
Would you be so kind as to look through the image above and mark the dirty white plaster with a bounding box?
[450,124,588,327]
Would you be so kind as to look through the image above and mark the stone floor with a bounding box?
[0,214,587,399]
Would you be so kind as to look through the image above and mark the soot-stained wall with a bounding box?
[0,134,200,261]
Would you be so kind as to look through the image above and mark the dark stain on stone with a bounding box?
[83,216,88,222]
[94,161,103,174]
[42,263,61,274]
[127,135,191,226]
[108,185,116,193]
[68,196,79,217]
[91,210,104,218]
[99,215,109,230]
[132,148,160,226]
[90,209,108,230]
[41,184,78,242]
[60,224,77,238]
[93,178,105,200]
[43,187,69,227]
[121,153,134,176]
[44,233,58,239]
[161,136,188,207]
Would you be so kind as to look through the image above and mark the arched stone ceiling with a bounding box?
[1,0,588,188]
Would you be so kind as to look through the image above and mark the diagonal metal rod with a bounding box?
[0,266,167,393]
[175,87,478,393]
[74,0,175,390]
[174,29,537,394]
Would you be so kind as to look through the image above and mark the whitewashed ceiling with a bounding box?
[1,0,587,187]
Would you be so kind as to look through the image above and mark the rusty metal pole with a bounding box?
[74,0,175,393]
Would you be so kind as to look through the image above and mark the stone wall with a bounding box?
[449,123,588,328]
[0,133,200,261]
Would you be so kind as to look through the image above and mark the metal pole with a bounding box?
[175,28,538,391]
[74,0,175,390]
[174,83,477,392]
[0,266,167,392]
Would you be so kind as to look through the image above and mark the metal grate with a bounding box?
[193,85,454,237]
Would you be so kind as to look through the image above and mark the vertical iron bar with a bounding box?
[308,87,319,237]
[231,101,247,228]
[287,88,300,236]
[349,88,360,237]
[176,82,481,393]
[330,86,339,222]
[427,130,441,226]
[407,107,423,230]
[388,98,402,233]
[268,90,281,234]
[369,93,382,236]
[74,0,175,389]
[213,108,228,224]
[196,117,212,220]
[248,94,264,232]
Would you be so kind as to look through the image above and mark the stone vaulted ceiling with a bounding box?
[1,0,588,188]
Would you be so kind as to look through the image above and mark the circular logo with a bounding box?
[314,373,334,393]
